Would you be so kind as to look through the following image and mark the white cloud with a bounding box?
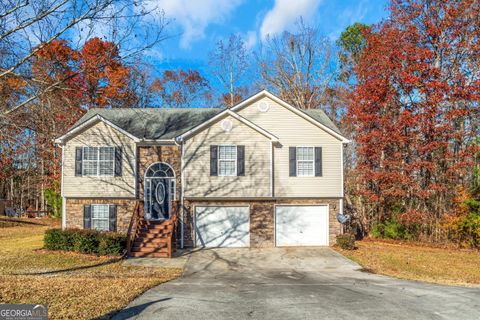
[340,0,368,25]
[148,0,243,49]
[260,0,322,40]
[244,31,257,50]
[328,0,369,40]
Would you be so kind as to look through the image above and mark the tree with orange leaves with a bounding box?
[347,0,480,239]
[81,38,134,108]
[150,69,212,108]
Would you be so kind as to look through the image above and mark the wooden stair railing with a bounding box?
[166,200,179,257]
[126,200,179,258]
[125,200,145,258]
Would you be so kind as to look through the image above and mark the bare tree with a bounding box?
[0,0,168,116]
[209,34,249,108]
[256,20,337,109]
[0,0,169,212]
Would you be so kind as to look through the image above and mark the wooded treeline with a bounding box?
[1,0,479,246]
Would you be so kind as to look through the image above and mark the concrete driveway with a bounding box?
[114,248,480,320]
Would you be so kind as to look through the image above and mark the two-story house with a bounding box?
[55,90,349,257]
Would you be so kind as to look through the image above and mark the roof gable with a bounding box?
[178,109,278,142]
[231,90,349,143]
[55,115,140,144]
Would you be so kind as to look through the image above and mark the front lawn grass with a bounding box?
[0,217,182,319]
[335,239,480,287]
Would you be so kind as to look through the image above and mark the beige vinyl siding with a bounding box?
[63,121,136,198]
[238,96,343,198]
[184,114,271,198]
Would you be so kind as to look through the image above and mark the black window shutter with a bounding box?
[109,205,117,232]
[83,205,91,229]
[237,145,245,176]
[315,147,323,177]
[114,147,122,176]
[289,147,297,177]
[75,147,83,176]
[210,145,218,176]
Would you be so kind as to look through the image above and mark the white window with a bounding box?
[82,146,115,176]
[218,145,237,176]
[91,204,109,231]
[297,147,314,177]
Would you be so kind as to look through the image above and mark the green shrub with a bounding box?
[98,233,126,256]
[44,228,126,256]
[457,213,480,248]
[72,230,100,254]
[45,188,62,218]
[370,220,413,240]
[336,234,356,250]
[383,220,406,240]
[370,222,384,238]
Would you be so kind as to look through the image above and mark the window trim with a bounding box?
[81,146,116,177]
[218,145,237,177]
[91,204,110,231]
[296,146,315,177]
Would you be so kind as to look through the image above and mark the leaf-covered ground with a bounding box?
[0,217,182,319]
[335,239,480,287]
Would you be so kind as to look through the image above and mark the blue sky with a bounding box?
[144,0,390,74]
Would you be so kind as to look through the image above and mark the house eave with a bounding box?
[55,114,141,145]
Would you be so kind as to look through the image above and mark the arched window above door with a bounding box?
[145,162,175,178]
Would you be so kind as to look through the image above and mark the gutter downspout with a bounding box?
[61,145,66,230]
[175,137,185,249]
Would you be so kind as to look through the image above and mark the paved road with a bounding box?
[114,248,480,320]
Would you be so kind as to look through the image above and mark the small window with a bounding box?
[218,145,237,176]
[297,147,314,176]
[91,204,109,231]
[82,146,115,176]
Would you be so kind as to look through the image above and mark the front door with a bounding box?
[146,178,171,220]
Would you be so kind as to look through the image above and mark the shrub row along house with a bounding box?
[55,90,349,257]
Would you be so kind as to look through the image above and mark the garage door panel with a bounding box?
[275,205,328,246]
[195,206,250,248]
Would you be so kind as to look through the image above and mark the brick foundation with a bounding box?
[183,198,342,248]
[65,198,136,233]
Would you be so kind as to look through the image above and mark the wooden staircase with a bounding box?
[126,200,178,258]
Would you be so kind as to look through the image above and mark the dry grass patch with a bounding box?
[335,239,480,286]
[0,217,182,319]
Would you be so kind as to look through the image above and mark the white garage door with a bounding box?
[275,205,329,246]
[195,206,250,248]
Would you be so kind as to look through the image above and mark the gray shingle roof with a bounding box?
[72,106,343,140]
[302,109,342,135]
[74,108,222,140]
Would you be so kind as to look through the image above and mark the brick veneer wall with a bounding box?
[137,145,181,200]
[183,198,341,248]
[65,198,136,233]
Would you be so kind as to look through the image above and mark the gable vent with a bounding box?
[221,119,233,132]
[258,101,269,112]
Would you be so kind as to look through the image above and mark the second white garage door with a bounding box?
[195,206,250,247]
[275,205,329,246]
